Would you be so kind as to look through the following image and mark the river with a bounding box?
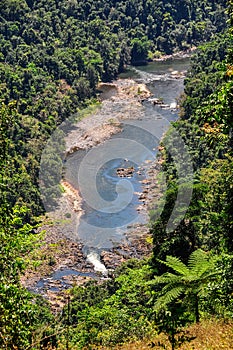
[65,57,190,269]
[35,57,190,294]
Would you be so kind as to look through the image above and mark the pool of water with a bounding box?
[32,269,97,293]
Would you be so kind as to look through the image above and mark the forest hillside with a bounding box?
[0,0,233,349]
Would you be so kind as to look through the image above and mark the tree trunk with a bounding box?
[195,294,200,323]
[170,321,176,350]
[171,334,175,350]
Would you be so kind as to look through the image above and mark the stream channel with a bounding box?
[35,57,190,294]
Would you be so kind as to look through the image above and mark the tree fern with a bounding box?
[155,286,184,311]
[152,273,183,285]
[152,250,220,322]
[188,249,209,271]
[158,255,190,276]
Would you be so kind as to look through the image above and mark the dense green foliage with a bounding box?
[0,0,227,218]
[0,0,232,348]
[146,1,233,345]
[62,260,155,348]
[59,21,233,347]
[0,104,55,349]
[151,36,233,263]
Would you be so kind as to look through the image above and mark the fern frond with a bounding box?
[153,272,181,284]
[161,282,184,294]
[152,251,220,314]
[157,255,190,276]
[195,264,214,278]
[198,270,220,285]
[188,249,208,271]
[154,286,184,311]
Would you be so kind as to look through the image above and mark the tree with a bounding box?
[152,250,219,323]
[130,37,150,64]
[0,102,56,349]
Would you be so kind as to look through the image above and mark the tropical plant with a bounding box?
[152,250,219,323]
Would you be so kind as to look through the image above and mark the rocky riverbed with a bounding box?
[21,78,157,311]
[21,49,190,309]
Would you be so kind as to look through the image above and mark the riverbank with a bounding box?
[65,79,152,155]
[21,78,154,310]
[153,46,196,62]
[21,50,191,311]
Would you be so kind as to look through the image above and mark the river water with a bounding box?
[34,57,190,293]
[65,57,190,267]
